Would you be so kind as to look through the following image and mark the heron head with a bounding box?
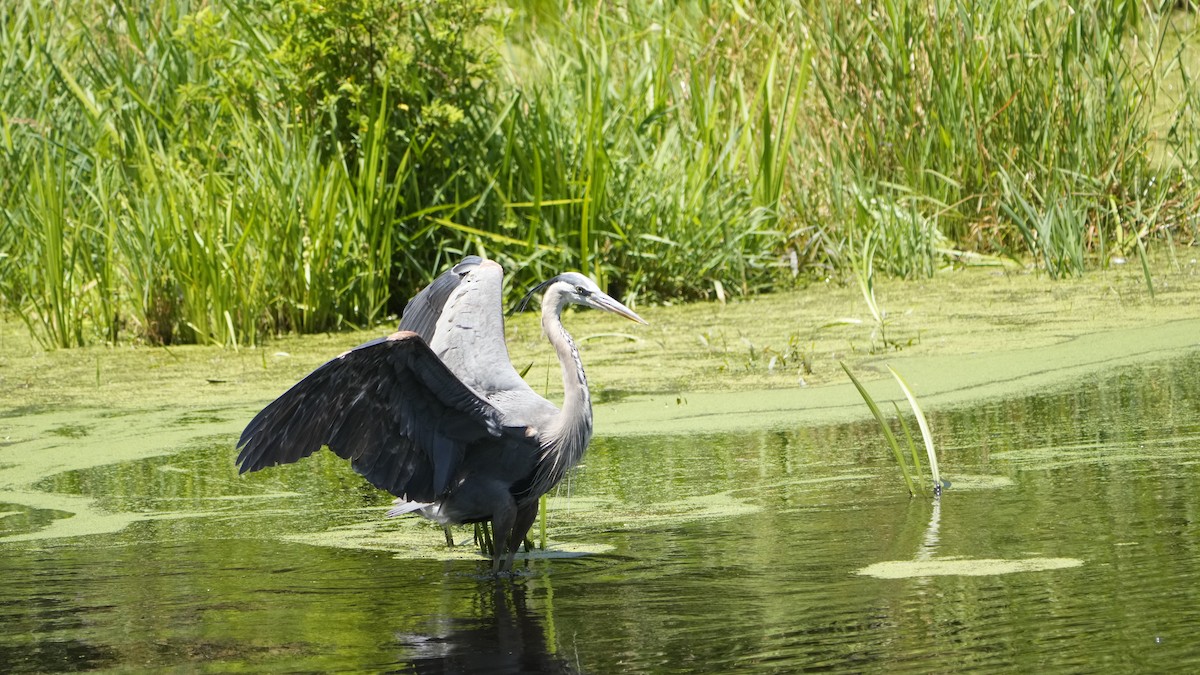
[517,272,647,325]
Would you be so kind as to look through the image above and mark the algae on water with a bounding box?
[857,557,1084,579]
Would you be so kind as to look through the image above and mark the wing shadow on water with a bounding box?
[395,581,578,674]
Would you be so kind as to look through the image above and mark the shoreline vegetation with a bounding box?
[2,258,1196,425]
[1,1,1198,349]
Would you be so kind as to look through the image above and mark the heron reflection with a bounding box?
[398,582,578,674]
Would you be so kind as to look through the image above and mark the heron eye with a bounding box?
[575,285,590,297]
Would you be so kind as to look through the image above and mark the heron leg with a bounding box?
[443,526,454,548]
[491,503,518,574]
[504,502,541,571]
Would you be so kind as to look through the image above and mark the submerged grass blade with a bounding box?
[840,362,917,496]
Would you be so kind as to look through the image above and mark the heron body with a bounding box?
[236,257,646,572]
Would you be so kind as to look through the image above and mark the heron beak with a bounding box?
[590,292,648,325]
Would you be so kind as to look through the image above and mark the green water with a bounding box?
[3,351,1200,672]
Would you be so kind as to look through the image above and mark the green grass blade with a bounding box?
[887,365,941,495]
[892,401,925,478]
[840,361,916,496]
[1135,236,1155,300]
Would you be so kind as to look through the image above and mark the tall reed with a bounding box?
[1,0,1197,346]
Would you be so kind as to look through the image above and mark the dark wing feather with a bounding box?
[399,256,483,340]
[236,332,503,501]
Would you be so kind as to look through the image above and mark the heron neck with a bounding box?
[542,298,592,460]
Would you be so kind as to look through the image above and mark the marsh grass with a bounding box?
[888,365,942,496]
[813,1,1199,273]
[1,0,1198,346]
[841,362,942,497]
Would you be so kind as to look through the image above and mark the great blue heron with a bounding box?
[236,257,646,572]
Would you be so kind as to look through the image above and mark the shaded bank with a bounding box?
[601,316,1200,436]
[2,259,1196,413]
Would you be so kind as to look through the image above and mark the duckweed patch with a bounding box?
[940,475,1015,490]
[0,489,220,543]
[275,491,757,561]
[283,520,617,563]
[48,424,92,438]
[857,557,1084,579]
[991,436,1200,470]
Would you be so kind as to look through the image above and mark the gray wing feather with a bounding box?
[236,332,504,501]
[399,256,483,341]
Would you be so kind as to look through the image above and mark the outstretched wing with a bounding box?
[399,256,483,341]
[236,331,503,502]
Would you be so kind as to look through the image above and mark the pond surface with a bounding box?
[2,350,1200,672]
